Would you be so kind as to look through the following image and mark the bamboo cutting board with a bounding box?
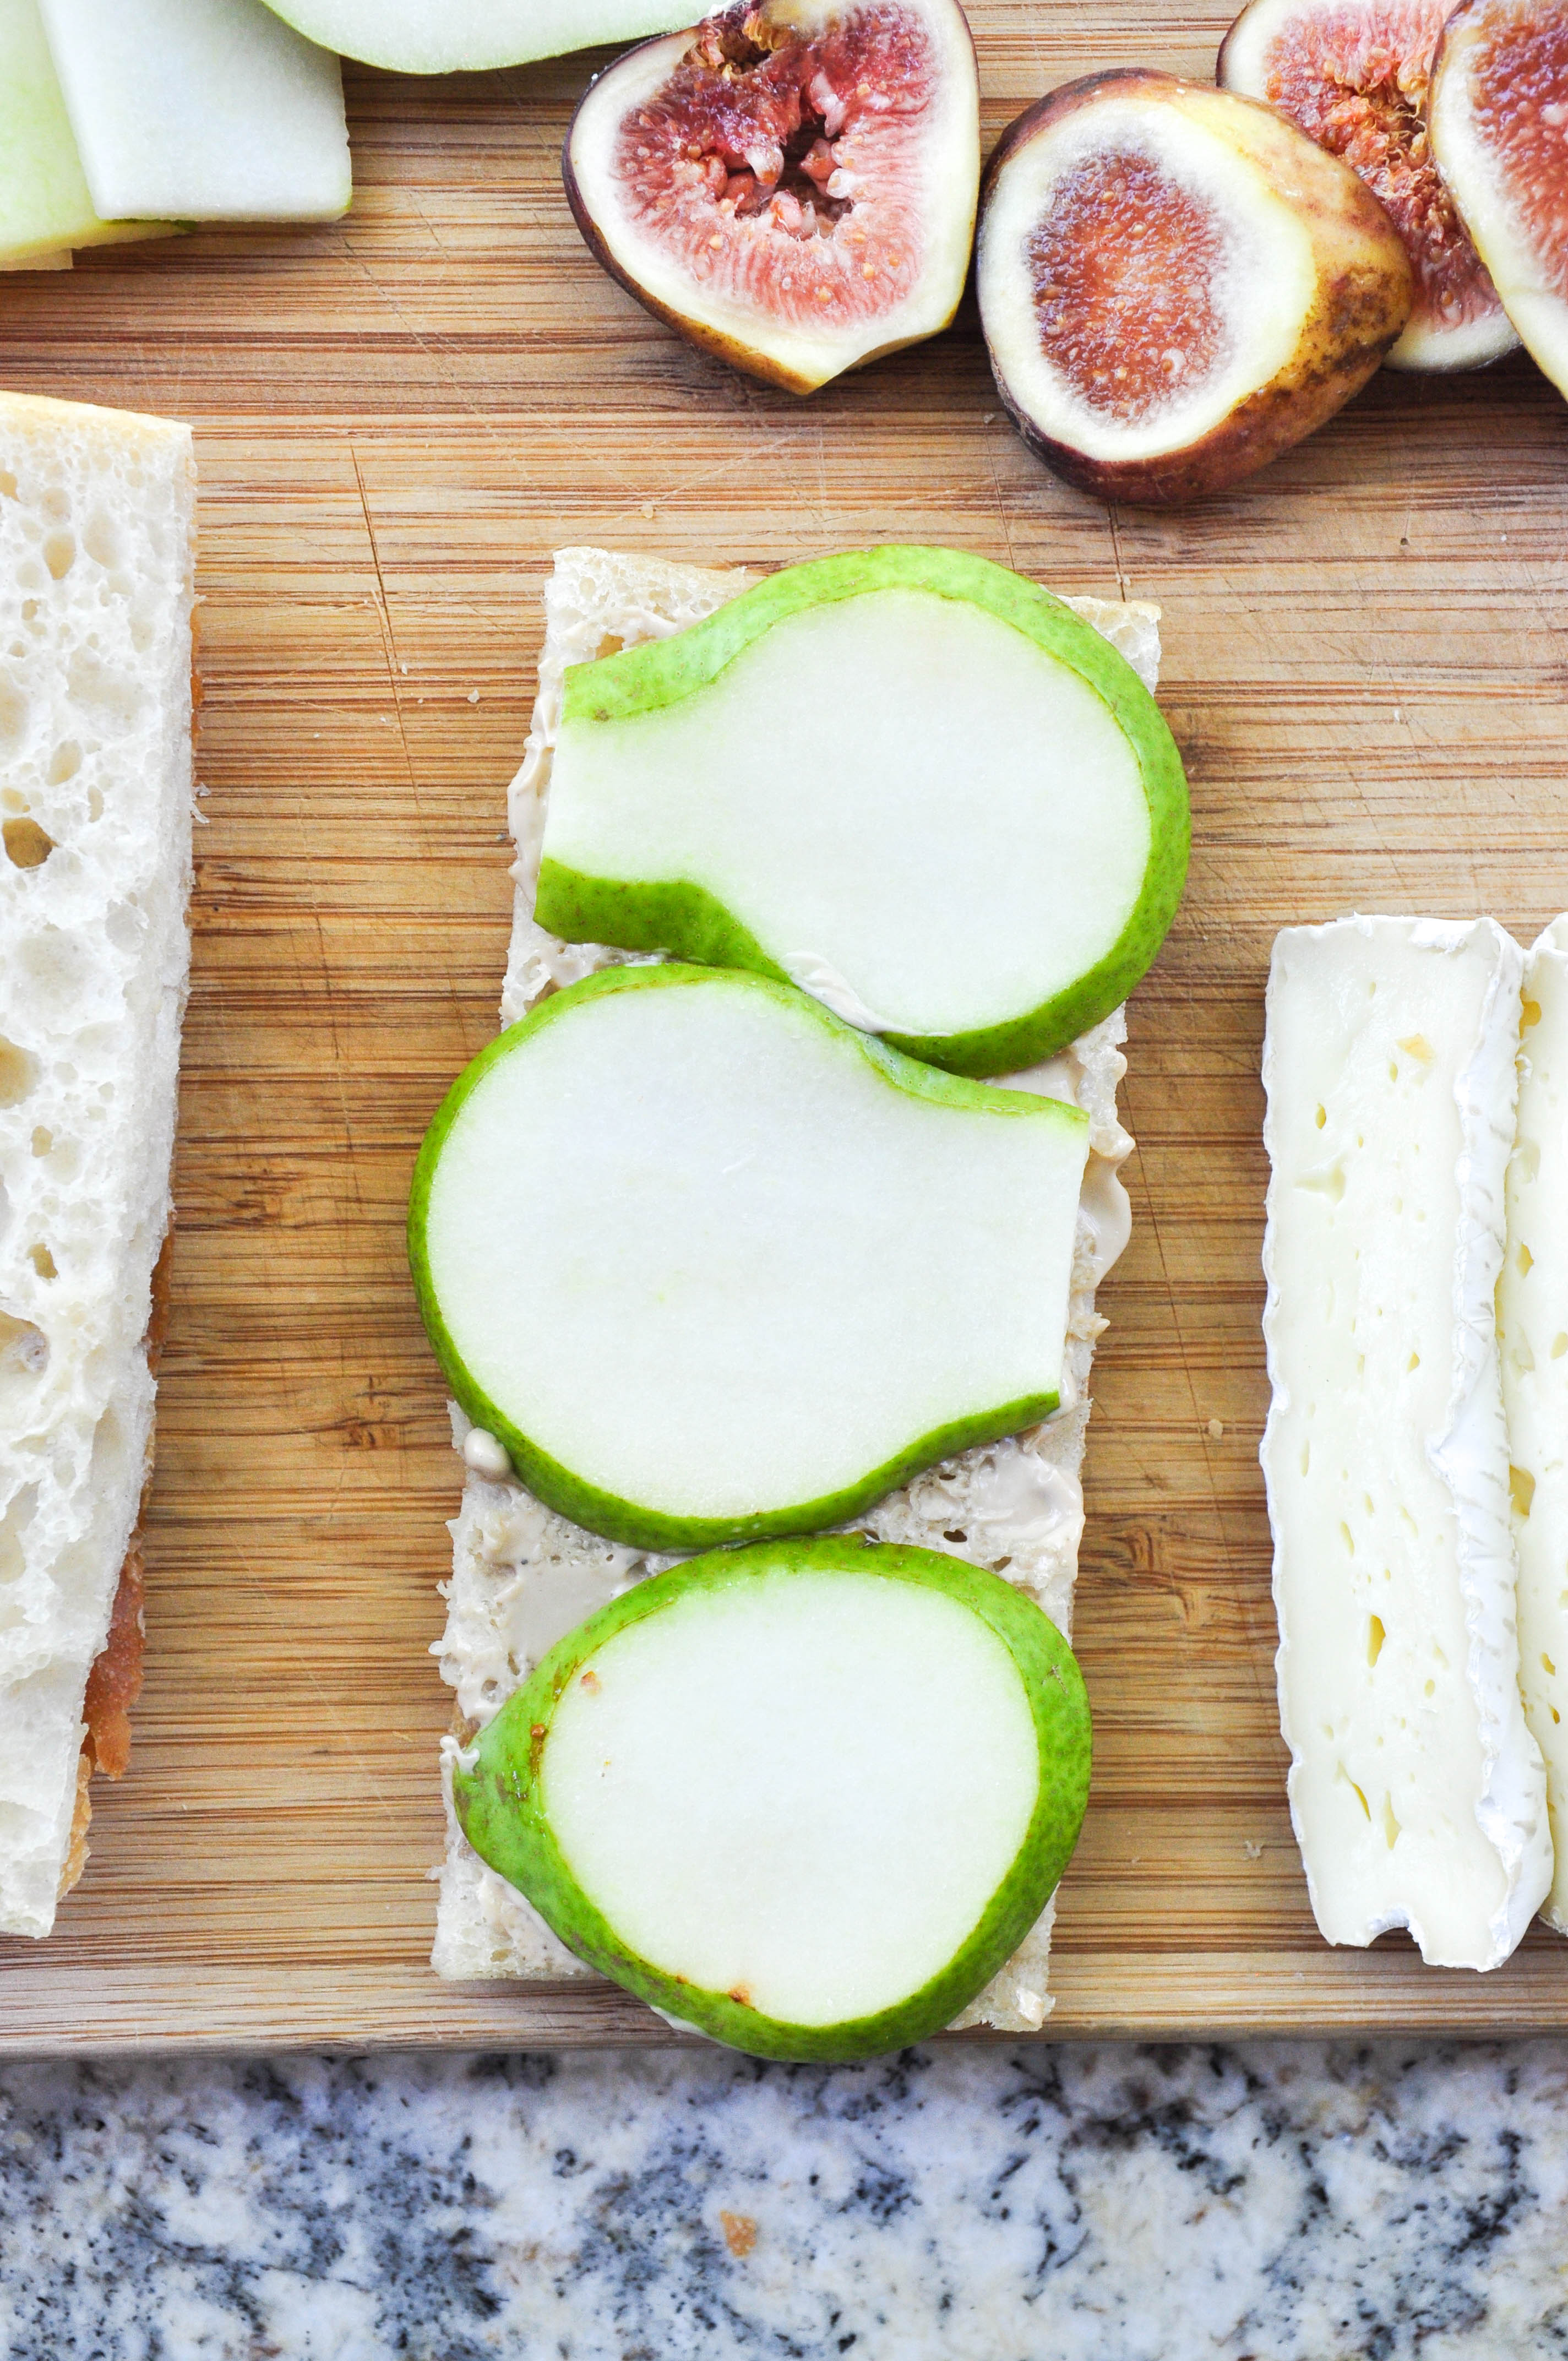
[3,6,1568,2055]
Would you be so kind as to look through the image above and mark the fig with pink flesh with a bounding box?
[1220,0,1518,369]
[1429,0,1568,396]
[976,71,1414,507]
[563,0,980,394]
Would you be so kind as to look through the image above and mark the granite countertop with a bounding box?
[1,2038,1564,2358]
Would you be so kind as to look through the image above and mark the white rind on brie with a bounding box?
[1261,914,1550,1972]
[1499,916,1568,1934]
[431,547,1151,2030]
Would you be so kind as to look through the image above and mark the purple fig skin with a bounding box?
[978,69,1414,507]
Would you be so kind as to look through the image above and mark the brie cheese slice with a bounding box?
[1499,915,1568,1934]
[1261,915,1550,1970]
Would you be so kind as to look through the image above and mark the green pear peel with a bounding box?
[409,962,1089,1553]
[452,1535,1093,2061]
[537,545,1189,1078]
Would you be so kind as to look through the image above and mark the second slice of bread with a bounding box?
[431,546,1156,2030]
[0,389,195,1937]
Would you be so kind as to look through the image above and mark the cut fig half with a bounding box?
[1220,0,1519,369]
[976,71,1414,505]
[563,0,981,394]
[1429,0,1568,398]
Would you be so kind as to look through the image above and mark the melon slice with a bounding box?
[0,0,171,263]
[39,0,349,224]
[451,1535,1093,2060]
[1429,0,1568,398]
[257,0,694,70]
[408,964,1089,1552]
[537,546,1188,1076]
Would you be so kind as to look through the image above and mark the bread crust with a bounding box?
[55,1220,174,1897]
[59,594,195,1900]
[59,481,195,1907]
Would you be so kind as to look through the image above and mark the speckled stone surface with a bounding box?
[2,2040,1566,2358]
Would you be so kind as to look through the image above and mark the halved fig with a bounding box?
[563,0,980,394]
[976,71,1414,505]
[1220,0,1518,369]
[1429,0,1568,396]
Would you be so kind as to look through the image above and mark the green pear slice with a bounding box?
[0,0,172,262]
[452,1535,1092,2060]
[536,545,1188,1078]
[257,0,690,71]
[409,964,1088,1552]
[38,0,350,224]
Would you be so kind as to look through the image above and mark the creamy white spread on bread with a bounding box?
[431,547,1155,2030]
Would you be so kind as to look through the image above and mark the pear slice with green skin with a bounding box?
[452,1534,1093,2061]
[409,963,1088,1554]
[256,0,691,70]
[536,545,1189,1079]
[38,0,350,225]
[0,0,174,263]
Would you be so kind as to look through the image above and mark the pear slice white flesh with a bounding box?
[453,1536,1093,2060]
[0,0,172,262]
[257,0,692,71]
[39,0,349,223]
[410,965,1089,1551]
[539,546,1188,1076]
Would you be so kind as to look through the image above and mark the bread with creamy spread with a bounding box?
[430,545,1153,2029]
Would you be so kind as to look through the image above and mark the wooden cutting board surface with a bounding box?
[4,8,1568,2054]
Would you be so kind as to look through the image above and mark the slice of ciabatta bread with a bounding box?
[0,390,195,1938]
[431,546,1153,2030]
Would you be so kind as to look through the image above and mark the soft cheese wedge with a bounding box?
[1499,916,1568,1934]
[39,0,350,225]
[1261,915,1550,1971]
[537,546,1188,1077]
[452,1535,1092,2060]
[410,962,1089,1553]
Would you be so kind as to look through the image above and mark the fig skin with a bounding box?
[1429,0,1568,399]
[1217,0,1518,372]
[977,70,1415,506]
[563,1,981,397]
